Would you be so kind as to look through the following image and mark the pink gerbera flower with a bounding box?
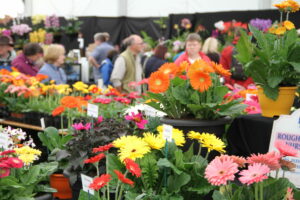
[72,122,91,130]
[125,112,148,129]
[219,155,247,168]
[247,151,281,170]
[0,168,10,178]
[275,140,298,157]
[239,163,270,185]
[205,156,239,186]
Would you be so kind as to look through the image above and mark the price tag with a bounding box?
[81,174,95,195]
[163,124,173,142]
[40,118,45,129]
[143,106,157,117]
[87,103,99,118]
[0,133,9,149]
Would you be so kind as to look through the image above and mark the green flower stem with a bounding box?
[275,169,279,179]
[197,143,202,156]
[117,171,128,200]
[280,11,283,23]
[259,182,264,200]
[286,11,290,21]
[114,179,120,200]
[106,153,110,200]
[60,114,64,130]
[255,183,259,200]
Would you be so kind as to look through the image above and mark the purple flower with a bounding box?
[125,112,148,129]
[45,15,60,28]
[1,29,12,36]
[249,18,272,31]
[44,33,53,44]
[10,24,32,36]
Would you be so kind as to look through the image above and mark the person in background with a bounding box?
[88,33,114,83]
[144,44,168,78]
[202,37,220,63]
[220,28,253,90]
[12,43,43,76]
[0,35,15,69]
[38,44,67,84]
[174,33,210,65]
[110,34,144,93]
[99,49,119,86]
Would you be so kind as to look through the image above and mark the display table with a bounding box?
[0,119,43,131]
[226,114,276,157]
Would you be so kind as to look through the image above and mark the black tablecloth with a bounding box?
[226,114,277,157]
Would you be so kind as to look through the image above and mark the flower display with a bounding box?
[239,163,270,185]
[145,60,246,120]
[11,24,32,36]
[205,155,239,186]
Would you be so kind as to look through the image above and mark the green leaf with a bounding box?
[249,25,272,58]
[263,177,296,200]
[35,184,57,193]
[212,190,227,200]
[138,152,159,190]
[213,86,229,103]
[289,62,300,73]
[217,103,247,116]
[172,85,192,104]
[174,149,185,170]
[267,76,283,88]
[261,84,279,100]
[288,43,300,62]
[157,158,182,175]
[20,165,41,185]
[236,29,253,64]
[167,172,191,193]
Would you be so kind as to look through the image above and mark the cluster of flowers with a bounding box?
[1,126,35,149]
[205,140,298,188]
[14,146,41,166]
[10,24,32,36]
[44,14,60,28]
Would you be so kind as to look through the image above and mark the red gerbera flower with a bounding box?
[0,150,16,156]
[89,174,111,191]
[6,157,23,168]
[114,170,134,186]
[93,143,114,153]
[124,158,141,177]
[84,153,106,164]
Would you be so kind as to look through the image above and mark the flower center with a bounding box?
[131,149,136,153]
[155,80,162,85]
[199,77,205,82]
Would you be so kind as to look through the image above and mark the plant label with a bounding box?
[268,109,300,188]
[163,124,173,142]
[87,103,98,118]
[81,174,95,195]
[40,118,45,129]
[0,133,9,149]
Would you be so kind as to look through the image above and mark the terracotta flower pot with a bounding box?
[50,173,72,199]
[258,86,297,117]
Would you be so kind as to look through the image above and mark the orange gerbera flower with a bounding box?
[148,71,170,93]
[287,0,300,12]
[187,60,214,78]
[211,62,231,77]
[189,71,212,92]
[275,26,286,35]
[178,61,190,74]
[158,63,178,76]
[0,69,10,75]
[52,106,65,116]
[35,74,48,82]
[61,96,80,108]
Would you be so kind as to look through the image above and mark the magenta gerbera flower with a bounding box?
[205,156,239,186]
[239,163,270,185]
[125,112,148,129]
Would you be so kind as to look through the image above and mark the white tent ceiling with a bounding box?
[0,0,293,18]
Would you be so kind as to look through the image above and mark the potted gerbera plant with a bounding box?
[144,61,246,150]
[236,0,300,117]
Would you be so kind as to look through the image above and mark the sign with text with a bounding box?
[268,109,300,188]
[81,174,94,195]
[163,124,173,142]
[87,103,99,118]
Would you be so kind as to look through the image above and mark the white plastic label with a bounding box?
[87,103,99,118]
[0,133,9,149]
[40,118,45,129]
[163,124,173,142]
[81,174,95,195]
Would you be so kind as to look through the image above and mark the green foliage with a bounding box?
[141,31,158,49]
[0,162,58,200]
[236,25,300,100]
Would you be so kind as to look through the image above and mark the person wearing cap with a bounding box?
[0,35,16,69]
[12,43,43,76]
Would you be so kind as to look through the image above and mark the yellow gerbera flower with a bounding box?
[117,137,150,161]
[14,146,42,165]
[187,131,202,140]
[198,133,226,153]
[283,20,295,30]
[113,135,141,148]
[143,132,166,150]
